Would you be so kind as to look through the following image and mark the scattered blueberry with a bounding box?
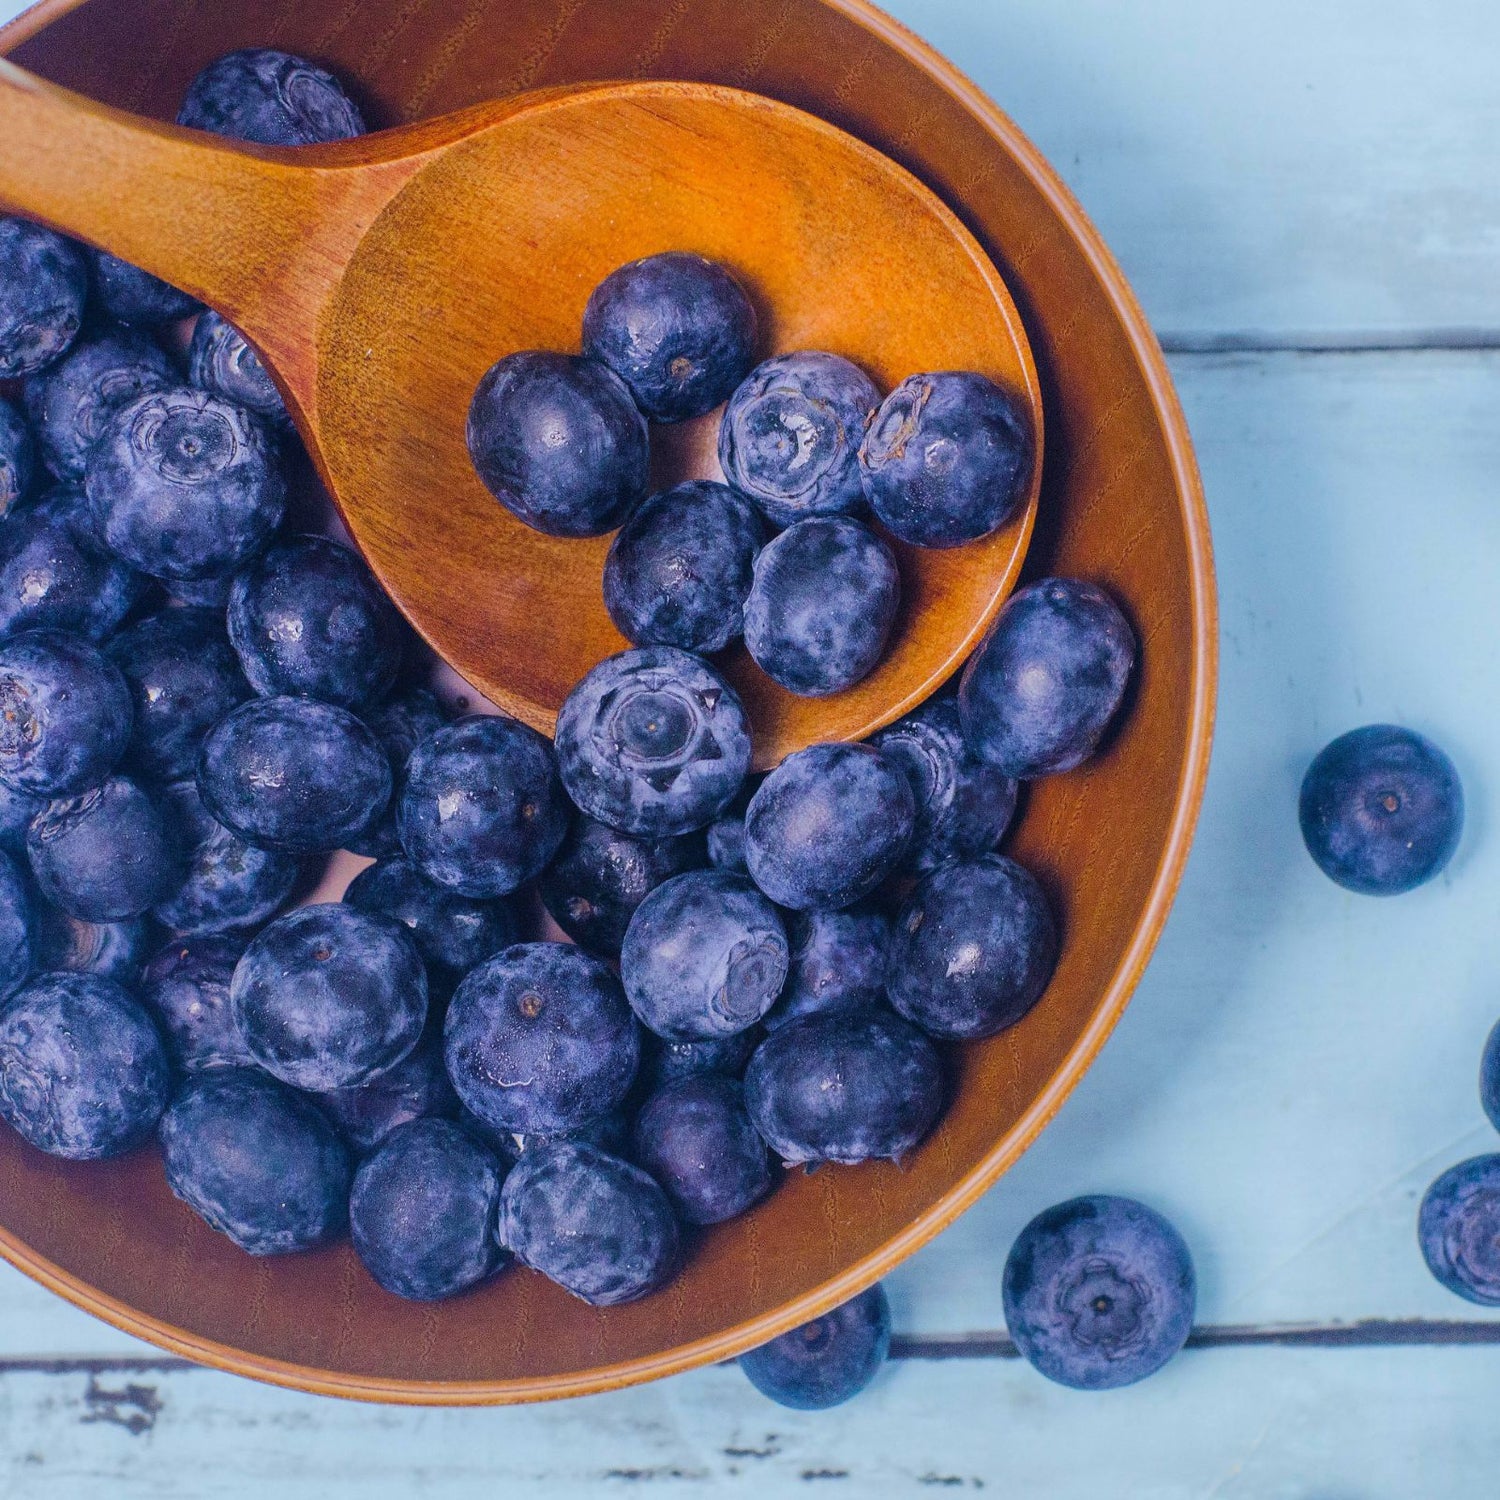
[497,1139,678,1306]
[0,501,146,641]
[189,311,289,428]
[1481,1020,1500,1134]
[537,814,705,958]
[744,742,914,910]
[90,249,199,327]
[319,1036,458,1155]
[0,849,35,995]
[1419,1155,1500,1305]
[0,781,43,858]
[959,577,1136,778]
[33,907,153,984]
[633,1074,771,1225]
[228,534,404,710]
[350,1117,507,1300]
[346,686,448,860]
[872,696,1018,873]
[555,647,750,837]
[743,516,900,696]
[0,397,36,513]
[345,857,520,983]
[886,855,1057,1041]
[0,972,168,1159]
[744,1008,943,1166]
[139,934,256,1072]
[1299,725,1464,896]
[398,715,567,897]
[231,903,427,1092]
[86,387,287,581]
[0,217,87,379]
[764,905,889,1032]
[107,609,250,782]
[741,1284,891,1409]
[638,1030,759,1093]
[0,629,133,796]
[582,252,757,423]
[1003,1195,1196,1390]
[603,481,765,653]
[621,869,787,1041]
[159,1067,350,1254]
[718,352,879,528]
[466,352,648,537]
[444,943,639,1135]
[177,48,367,146]
[859,371,1033,548]
[197,695,390,855]
[153,779,300,935]
[27,774,186,922]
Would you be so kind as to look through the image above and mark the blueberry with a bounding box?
[89,250,200,327]
[0,629,132,796]
[633,1074,771,1225]
[741,1284,891,1410]
[444,942,639,1135]
[22,329,176,484]
[398,715,568,897]
[603,481,765,653]
[159,1067,350,1254]
[886,855,1057,1041]
[189,311,289,428]
[107,609,250,782]
[872,697,1018,873]
[764,906,889,1032]
[638,1030,759,1093]
[197,695,390,855]
[621,869,788,1041]
[346,686,448,860]
[139,934,256,1072]
[1419,1155,1500,1305]
[0,397,36,513]
[745,1008,943,1166]
[27,775,186,922]
[744,743,914,911]
[959,578,1136,778]
[536,814,705,958]
[0,849,36,995]
[718,352,879,529]
[231,903,427,1092]
[706,814,747,873]
[351,1117,507,1300]
[1003,1195,1196,1390]
[743,516,900,696]
[466,352,648,538]
[0,218,87,379]
[1482,1020,1500,1133]
[497,1139,678,1306]
[0,502,146,641]
[33,906,152,985]
[177,49,367,146]
[319,1036,458,1155]
[86,387,287,581]
[582,252,757,423]
[859,371,1034,548]
[0,972,168,1158]
[0,782,43,858]
[1299,725,1464,896]
[345,857,520,983]
[153,779,300,936]
[228,534,404,710]
[555,647,750,837]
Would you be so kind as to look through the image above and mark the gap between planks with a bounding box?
[1159,330,1500,355]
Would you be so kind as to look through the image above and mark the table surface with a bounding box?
[2,1,1498,1493]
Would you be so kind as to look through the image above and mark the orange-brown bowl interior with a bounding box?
[0,0,1216,1404]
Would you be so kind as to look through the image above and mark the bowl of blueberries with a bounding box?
[0,0,1215,1403]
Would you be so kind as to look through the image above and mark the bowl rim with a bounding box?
[0,0,1218,1406]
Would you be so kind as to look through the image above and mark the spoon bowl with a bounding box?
[0,67,1040,766]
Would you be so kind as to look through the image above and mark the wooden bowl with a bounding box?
[0,0,1216,1404]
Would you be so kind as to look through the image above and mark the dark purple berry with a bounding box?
[177,49,366,146]
[741,1284,891,1409]
[1419,1155,1500,1306]
[0,218,87,379]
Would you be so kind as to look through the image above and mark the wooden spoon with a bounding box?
[0,61,1041,769]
